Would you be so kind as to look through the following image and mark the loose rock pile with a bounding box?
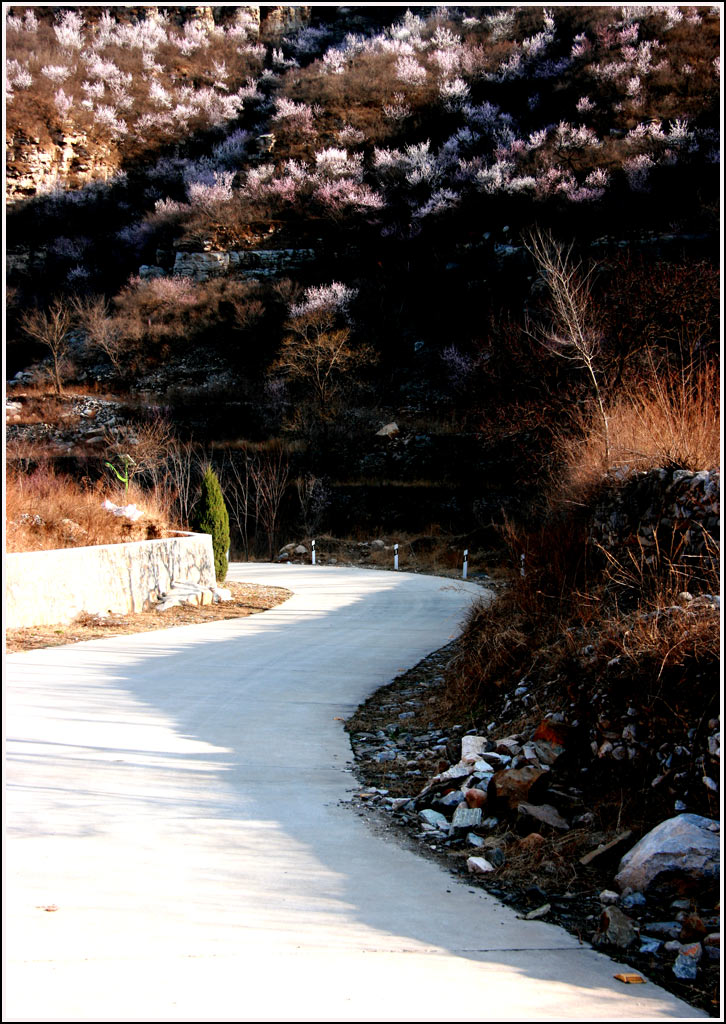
[347,642,721,1013]
[156,580,232,611]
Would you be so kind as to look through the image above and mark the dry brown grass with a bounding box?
[311,530,478,576]
[556,359,720,502]
[594,529,721,676]
[6,466,175,552]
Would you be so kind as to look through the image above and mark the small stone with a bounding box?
[593,906,639,949]
[643,921,682,939]
[599,890,620,905]
[461,735,489,761]
[672,942,702,980]
[517,833,545,853]
[639,937,663,954]
[433,790,466,812]
[488,765,547,812]
[495,737,522,757]
[467,833,486,848]
[467,856,495,874]
[670,899,692,912]
[476,751,511,768]
[525,903,550,920]
[388,797,412,812]
[419,809,448,829]
[621,891,646,910]
[464,788,487,810]
[487,846,506,868]
[679,914,707,943]
[450,804,482,834]
[517,802,570,834]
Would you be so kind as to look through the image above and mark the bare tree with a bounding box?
[524,228,610,463]
[273,307,377,430]
[104,417,173,491]
[219,449,257,560]
[296,473,330,537]
[20,299,73,395]
[164,436,206,528]
[70,294,127,375]
[250,446,290,560]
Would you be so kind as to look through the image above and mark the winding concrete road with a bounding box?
[5,564,701,1021]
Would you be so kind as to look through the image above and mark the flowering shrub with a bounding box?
[6,5,267,162]
[290,283,357,320]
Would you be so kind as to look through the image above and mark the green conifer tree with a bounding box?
[196,467,230,583]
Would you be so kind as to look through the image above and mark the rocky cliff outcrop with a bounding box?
[260,5,312,38]
[6,127,120,203]
[169,247,317,281]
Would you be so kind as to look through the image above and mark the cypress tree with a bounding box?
[196,467,230,583]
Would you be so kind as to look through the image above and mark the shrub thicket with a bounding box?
[196,467,230,582]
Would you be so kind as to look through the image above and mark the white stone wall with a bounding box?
[5,533,216,628]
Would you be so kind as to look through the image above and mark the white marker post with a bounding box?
[520,553,526,577]
[394,543,399,571]
[462,549,468,580]
[311,539,316,565]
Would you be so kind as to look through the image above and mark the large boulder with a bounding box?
[615,814,720,895]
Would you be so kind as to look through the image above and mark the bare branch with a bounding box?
[524,228,610,464]
[20,299,74,395]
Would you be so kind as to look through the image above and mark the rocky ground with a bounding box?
[346,641,721,1017]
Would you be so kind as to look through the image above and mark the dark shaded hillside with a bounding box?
[5,4,720,548]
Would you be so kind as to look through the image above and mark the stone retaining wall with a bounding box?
[5,532,215,628]
[589,467,720,566]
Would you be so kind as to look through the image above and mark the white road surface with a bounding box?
[4,564,702,1021]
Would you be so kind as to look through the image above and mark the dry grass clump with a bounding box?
[556,359,720,503]
[310,530,478,575]
[495,828,596,890]
[595,535,721,675]
[6,465,173,552]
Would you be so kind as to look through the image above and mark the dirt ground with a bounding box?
[5,581,291,653]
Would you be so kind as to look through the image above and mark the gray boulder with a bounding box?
[615,814,720,895]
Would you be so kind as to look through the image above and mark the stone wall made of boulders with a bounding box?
[590,467,720,568]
